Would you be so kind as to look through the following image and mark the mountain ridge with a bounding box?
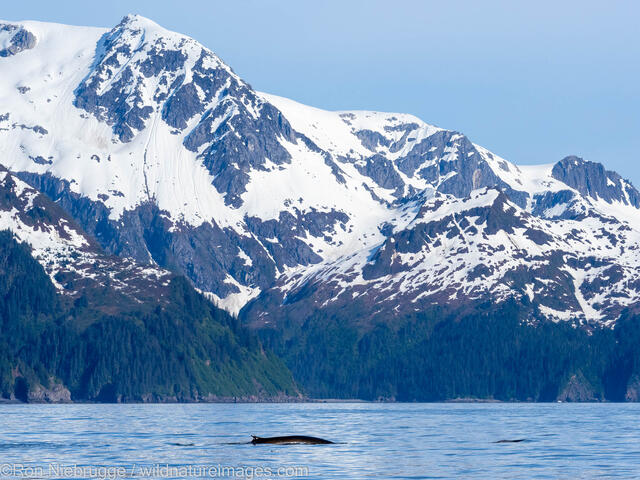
[2,14,640,402]
[0,14,639,324]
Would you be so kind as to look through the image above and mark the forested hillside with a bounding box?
[253,300,640,402]
[0,230,297,402]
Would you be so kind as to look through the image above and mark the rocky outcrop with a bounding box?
[552,156,640,207]
[557,373,600,402]
[625,376,640,402]
[10,376,72,404]
[27,381,72,403]
[0,24,36,57]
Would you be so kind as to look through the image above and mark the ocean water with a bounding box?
[0,403,639,479]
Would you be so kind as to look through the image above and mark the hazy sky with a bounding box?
[4,0,639,184]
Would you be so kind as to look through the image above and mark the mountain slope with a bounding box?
[2,14,640,401]
[0,168,297,402]
[2,15,639,325]
[1,15,639,325]
[244,186,640,329]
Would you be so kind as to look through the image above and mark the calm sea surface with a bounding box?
[0,403,639,479]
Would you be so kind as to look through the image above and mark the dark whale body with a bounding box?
[495,439,526,443]
[251,435,334,445]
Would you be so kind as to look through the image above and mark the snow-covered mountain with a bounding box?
[0,166,174,307]
[1,15,639,326]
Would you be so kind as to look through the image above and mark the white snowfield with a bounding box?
[1,15,639,323]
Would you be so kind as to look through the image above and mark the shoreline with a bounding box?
[0,397,631,405]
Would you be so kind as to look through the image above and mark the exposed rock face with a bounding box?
[27,380,72,403]
[625,376,640,402]
[0,168,175,306]
[73,15,298,208]
[244,187,640,328]
[552,156,640,207]
[11,375,71,404]
[74,16,182,142]
[0,24,36,57]
[185,100,297,208]
[557,373,600,402]
[15,171,346,311]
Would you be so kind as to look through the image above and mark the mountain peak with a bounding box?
[120,13,157,25]
[2,16,640,326]
[115,13,181,40]
[552,155,640,207]
[74,13,236,142]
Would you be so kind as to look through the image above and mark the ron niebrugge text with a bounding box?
[0,463,310,479]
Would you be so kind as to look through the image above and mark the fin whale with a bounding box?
[250,435,333,445]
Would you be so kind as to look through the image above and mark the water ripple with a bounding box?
[0,403,639,479]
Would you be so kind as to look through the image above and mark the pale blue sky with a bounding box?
[5,0,639,184]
